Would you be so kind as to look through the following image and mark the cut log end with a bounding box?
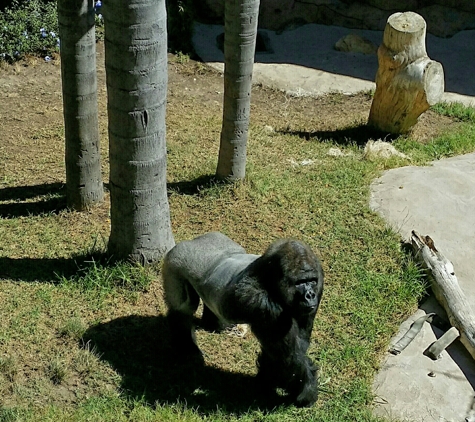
[388,11,426,34]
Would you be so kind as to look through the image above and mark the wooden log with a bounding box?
[424,326,460,360]
[411,231,475,360]
[368,12,444,134]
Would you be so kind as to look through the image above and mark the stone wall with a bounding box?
[199,0,475,37]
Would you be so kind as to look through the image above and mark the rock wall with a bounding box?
[199,0,475,37]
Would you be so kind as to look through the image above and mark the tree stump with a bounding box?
[368,12,444,134]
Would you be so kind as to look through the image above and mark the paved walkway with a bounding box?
[371,155,475,422]
[193,22,475,421]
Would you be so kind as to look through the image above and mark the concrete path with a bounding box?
[193,22,475,421]
[193,22,475,106]
[371,156,475,422]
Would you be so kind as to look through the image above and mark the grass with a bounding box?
[431,101,475,123]
[46,358,67,385]
[394,111,475,162]
[1,47,475,420]
[59,317,88,340]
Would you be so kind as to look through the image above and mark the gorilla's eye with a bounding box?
[296,279,317,286]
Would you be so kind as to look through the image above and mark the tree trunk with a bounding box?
[411,231,475,361]
[58,0,104,210]
[368,12,444,134]
[104,0,175,263]
[216,0,260,180]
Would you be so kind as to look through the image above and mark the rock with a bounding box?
[363,140,408,160]
[263,125,274,133]
[418,5,475,38]
[200,0,475,38]
[334,34,377,55]
[365,0,419,11]
[327,147,353,157]
[288,158,316,166]
[327,147,345,157]
[433,0,475,14]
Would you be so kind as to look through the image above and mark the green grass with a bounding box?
[392,102,475,163]
[59,257,154,294]
[58,317,88,340]
[431,101,475,123]
[394,121,475,162]
[1,50,475,420]
[45,358,68,385]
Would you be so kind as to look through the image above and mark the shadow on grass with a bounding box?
[84,315,283,414]
[0,252,104,283]
[0,257,76,282]
[280,123,398,147]
[0,182,67,218]
[167,174,228,196]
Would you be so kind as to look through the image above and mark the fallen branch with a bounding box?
[411,230,475,360]
[424,326,460,360]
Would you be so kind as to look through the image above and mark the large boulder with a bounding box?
[334,34,377,55]
[199,0,475,38]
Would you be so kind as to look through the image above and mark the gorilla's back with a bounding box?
[164,232,246,282]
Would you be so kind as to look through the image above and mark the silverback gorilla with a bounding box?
[162,232,324,407]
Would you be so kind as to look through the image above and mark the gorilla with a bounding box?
[162,232,324,407]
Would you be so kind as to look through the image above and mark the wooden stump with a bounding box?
[368,12,444,134]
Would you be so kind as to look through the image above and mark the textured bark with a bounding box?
[368,12,444,134]
[58,0,104,210]
[104,0,175,263]
[216,0,260,180]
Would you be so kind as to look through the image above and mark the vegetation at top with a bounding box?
[0,0,195,62]
[0,0,59,61]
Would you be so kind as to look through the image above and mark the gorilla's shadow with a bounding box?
[281,123,398,147]
[84,315,282,414]
[0,182,67,218]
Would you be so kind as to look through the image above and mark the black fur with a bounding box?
[162,232,324,407]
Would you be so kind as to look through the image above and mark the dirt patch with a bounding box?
[0,42,456,190]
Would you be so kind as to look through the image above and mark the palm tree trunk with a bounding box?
[216,0,260,180]
[104,0,175,263]
[58,0,104,210]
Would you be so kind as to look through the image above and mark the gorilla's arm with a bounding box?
[255,316,318,407]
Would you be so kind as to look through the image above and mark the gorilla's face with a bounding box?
[263,239,324,316]
[294,280,321,315]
